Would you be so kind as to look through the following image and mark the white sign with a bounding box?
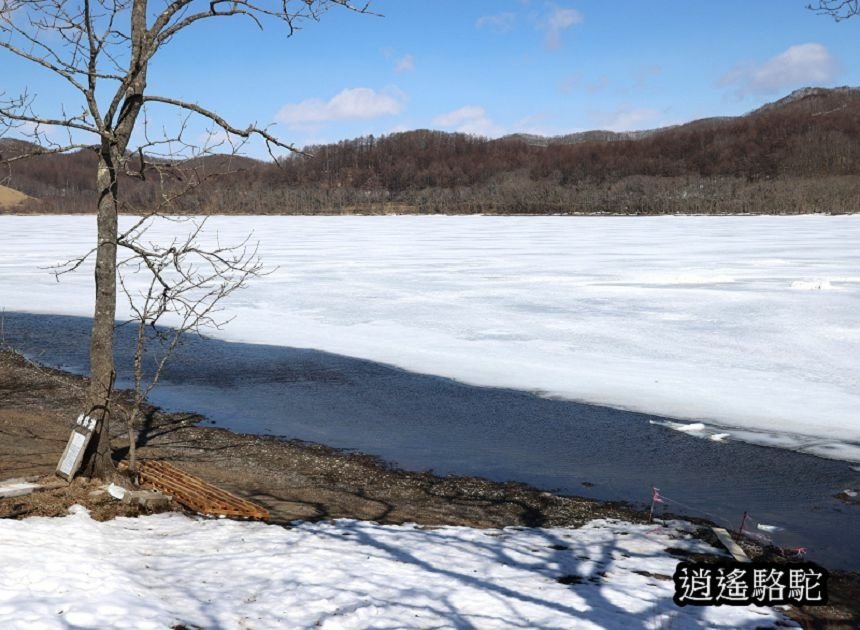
[56,414,99,481]
[57,432,87,477]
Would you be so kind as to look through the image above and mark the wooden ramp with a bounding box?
[128,460,269,521]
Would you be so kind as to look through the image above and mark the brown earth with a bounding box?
[0,346,857,627]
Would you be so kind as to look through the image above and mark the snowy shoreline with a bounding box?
[0,507,794,629]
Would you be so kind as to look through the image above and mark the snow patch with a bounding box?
[790,278,836,290]
[650,420,732,442]
[672,422,706,432]
[0,511,794,628]
[639,273,736,285]
[0,480,40,498]
[107,483,126,500]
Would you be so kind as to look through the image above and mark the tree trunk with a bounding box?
[128,407,139,473]
[81,148,119,478]
[79,0,148,478]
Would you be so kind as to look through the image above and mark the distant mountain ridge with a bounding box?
[500,128,659,147]
[2,86,860,215]
[748,85,860,115]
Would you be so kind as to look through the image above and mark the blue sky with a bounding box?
[3,0,859,158]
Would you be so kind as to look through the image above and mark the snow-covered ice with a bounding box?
[0,508,793,629]
[0,214,858,461]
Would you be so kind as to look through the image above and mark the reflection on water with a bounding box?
[4,312,859,570]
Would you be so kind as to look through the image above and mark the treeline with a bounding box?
[3,87,860,215]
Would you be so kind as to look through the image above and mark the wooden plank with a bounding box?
[712,527,751,563]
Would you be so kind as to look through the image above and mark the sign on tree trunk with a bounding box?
[56,414,99,481]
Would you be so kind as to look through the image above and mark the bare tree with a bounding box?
[808,0,860,19]
[115,214,264,473]
[0,0,371,478]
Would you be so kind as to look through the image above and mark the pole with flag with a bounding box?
[650,486,665,522]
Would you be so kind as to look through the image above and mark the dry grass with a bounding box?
[0,475,167,520]
[0,184,31,209]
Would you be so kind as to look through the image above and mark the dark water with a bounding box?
[4,312,859,570]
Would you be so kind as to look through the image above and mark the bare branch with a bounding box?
[150,0,377,49]
[807,0,860,20]
[143,94,306,157]
[115,213,269,469]
[44,246,97,280]
[0,91,101,137]
[0,141,96,164]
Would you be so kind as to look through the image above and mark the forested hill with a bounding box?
[2,86,860,215]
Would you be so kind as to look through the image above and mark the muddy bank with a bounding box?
[0,346,642,528]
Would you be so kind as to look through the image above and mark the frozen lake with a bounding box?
[1,214,858,461]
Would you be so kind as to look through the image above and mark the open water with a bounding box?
[3,311,858,570]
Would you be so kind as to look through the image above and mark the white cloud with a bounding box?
[591,105,661,132]
[513,112,561,137]
[720,43,837,96]
[275,88,404,127]
[632,64,663,89]
[558,72,581,94]
[476,12,516,33]
[432,106,503,137]
[587,76,611,95]
[542,5,583,50]
[432,106,486,127]
[395,54,415,73]
[386,123,411,135]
